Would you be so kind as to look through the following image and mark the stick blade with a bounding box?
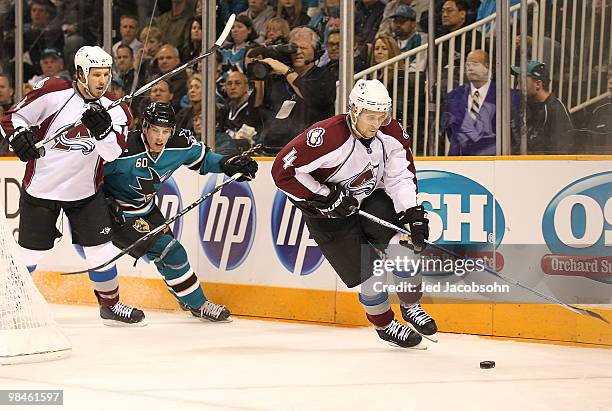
[578,307,610,325]
[215,14,236,46]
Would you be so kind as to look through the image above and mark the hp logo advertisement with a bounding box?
[541,171,612,284]
[271,191,324,275]
[199,174,256,271]
[157,176,183,240]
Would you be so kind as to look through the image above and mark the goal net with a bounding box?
[0,206,71,365]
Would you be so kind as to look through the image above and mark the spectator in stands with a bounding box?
[59,0,103,67]
[377,0,420,38]
[150,79,174,105]
[440,0,482,70]
[134,26,164,84]
[390,5,427,72]
[138,26,164,64]
[221,15,258,72]
[110,78,126,98]
[176,74,202,131]
[477,0,519,33]
[263,17,291,45]
[277,0,310,29]
[156,0,193,56]
[22,0,64,73]
[0,73,14,115]
[355,0,386,45]
[309,0,339,43]
[587,61,612,151]
[445,49,520,155]
[391,5,426,53]
[249,26,335,153]
[113,45,137,95]
[192,110,203,141]
[218,71,262,151]
[318,29,340,79]
[156,44,187,111]
[28,48,71,87]
[240,0,275,44]
[512,61,575,154]
[183,18,203,62]
[371,35,403,76]
[112,14,142,56]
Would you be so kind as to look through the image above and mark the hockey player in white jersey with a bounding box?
[1,46,145,326]
[272,79,437,348]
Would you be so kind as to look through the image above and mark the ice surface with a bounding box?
[1,304,611,411]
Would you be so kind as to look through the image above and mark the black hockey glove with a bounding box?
[7,127,44,162]
[104,195,126,226]
[82,102,112,140]
[397,205,429,254]
[307,183,358,218]
[220,153,258,182]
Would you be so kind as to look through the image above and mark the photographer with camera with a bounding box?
[246,26,336,154]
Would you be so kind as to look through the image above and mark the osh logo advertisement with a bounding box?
[541,171,612,284]
[416,170,506,275]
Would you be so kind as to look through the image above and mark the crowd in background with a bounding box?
[0,0,610,157]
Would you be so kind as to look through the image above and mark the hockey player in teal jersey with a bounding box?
[102,102,258,321]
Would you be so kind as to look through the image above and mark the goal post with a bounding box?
[0,207,71,365]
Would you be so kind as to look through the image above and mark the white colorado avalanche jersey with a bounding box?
[272,114,419,215]
[1,77,131,201]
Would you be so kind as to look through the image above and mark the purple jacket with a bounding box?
[444,80,521,155]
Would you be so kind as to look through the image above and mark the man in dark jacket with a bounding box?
[250,27,336,153]
[355,0,386,44]
[512,61,575,154]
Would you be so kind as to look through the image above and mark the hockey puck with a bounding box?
[480,361,495,369]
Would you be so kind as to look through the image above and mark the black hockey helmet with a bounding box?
[143,102,176,130]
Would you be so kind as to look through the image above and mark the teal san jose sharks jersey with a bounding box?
[103,128,223,217]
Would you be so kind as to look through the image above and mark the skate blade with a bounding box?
[387,341,428,350]
[102,319,148,327]
[194,316,233,323]
[407,323,439,343]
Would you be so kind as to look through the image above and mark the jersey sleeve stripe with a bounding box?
[186,146,206,170]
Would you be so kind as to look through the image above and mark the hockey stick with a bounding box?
[35,14,237,149]
[356,209,610,325]
[61,172,243,275]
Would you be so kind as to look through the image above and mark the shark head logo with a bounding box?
[130,168,170,202]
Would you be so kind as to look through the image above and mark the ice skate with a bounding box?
[376,319,426,349]
[401,303,438,343]
[189,300,232,322]
[100,302,146,327]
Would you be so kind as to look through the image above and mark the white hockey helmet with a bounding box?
[74,46,113,96]
[348,79,392,126]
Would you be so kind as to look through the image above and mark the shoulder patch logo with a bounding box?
[398,123,410,140]
[306,127,325,148]
[33,77,50,90]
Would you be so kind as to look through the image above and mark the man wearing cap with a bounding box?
[391,6,427,51]
[512,61,575,154]
[28,48,71,87]
[377,0,425,38]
